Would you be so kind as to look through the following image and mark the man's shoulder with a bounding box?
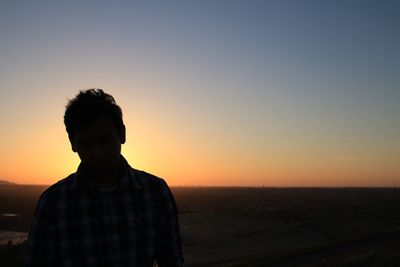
[40,173,76,197]
[130,168,169,190]
[32,173,76,212]
[130,168,176,208]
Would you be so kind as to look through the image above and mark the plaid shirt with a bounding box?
[25,157,183,267]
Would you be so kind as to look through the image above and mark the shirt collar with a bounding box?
[67,155,142,191]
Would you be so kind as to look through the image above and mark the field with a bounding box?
[1,184,400,266]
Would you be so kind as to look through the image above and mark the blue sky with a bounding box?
[0,0,399,186]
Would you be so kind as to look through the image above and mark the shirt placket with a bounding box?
[102,192,121,266]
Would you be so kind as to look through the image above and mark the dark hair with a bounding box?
[64,89,124,141]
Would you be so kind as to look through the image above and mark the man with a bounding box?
[25,89,183,267]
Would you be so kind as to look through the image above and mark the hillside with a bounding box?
[0,180,16,185]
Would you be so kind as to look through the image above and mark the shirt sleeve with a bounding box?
[24,190,58,267]
[154,180,184,267]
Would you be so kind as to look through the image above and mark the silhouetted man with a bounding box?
[25,89,183,267]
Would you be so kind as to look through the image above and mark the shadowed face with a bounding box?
[71,117,126,173]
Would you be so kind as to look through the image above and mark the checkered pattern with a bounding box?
[25,157,183,267]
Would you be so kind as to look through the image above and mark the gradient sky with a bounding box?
[0,0,399,186]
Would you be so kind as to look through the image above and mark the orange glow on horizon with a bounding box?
[0,94,398,188]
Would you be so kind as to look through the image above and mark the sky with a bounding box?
[0,0,399,187]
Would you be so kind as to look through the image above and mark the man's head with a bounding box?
[64,89,126,172]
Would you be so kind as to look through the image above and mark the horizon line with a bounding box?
[1,183,399,189]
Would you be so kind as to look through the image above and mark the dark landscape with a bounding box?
[1,183,400,266]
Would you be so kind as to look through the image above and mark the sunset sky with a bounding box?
[0,1,399,187]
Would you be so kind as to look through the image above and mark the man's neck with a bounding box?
[91,174,121,190]
[87,161,124,190]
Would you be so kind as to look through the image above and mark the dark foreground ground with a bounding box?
[1,184,400,266]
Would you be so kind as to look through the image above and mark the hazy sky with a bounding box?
[0,0,399,186]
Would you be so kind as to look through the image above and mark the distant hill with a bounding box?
[0,180,17,185]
